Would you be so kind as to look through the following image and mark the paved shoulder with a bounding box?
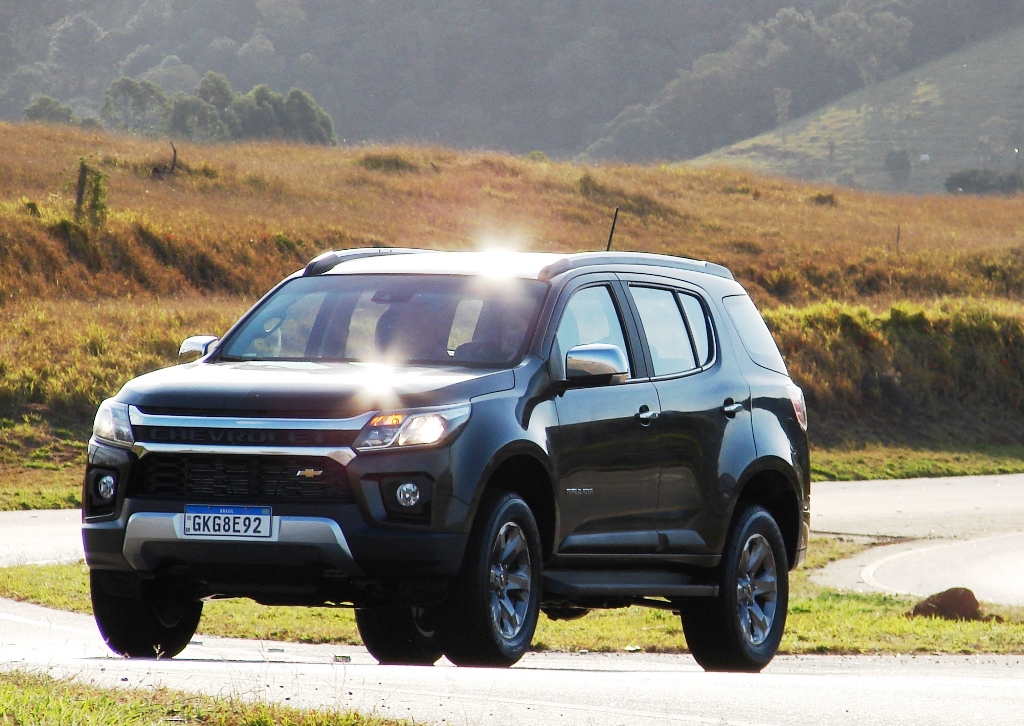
[811,473,1024,539]
[0,509,83,566]
[812,474,1024,605]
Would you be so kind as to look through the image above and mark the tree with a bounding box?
[827,10,913,89]
[23,95,75,124]
[231,84,285,139]
[100,77,170,134]
[884,148,911,187]
[284,88,336,145]
[195,71,233,112]
[169,94,227,141]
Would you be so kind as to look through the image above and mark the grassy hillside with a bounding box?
[3,122,1024,505]
[3,122,1024,308]
[692,25,1024,194]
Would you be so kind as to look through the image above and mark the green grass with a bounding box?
[811,444,1024,481]
[3,538,1023,655]
[0,670,403,726]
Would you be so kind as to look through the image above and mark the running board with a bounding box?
[543,570,718,599]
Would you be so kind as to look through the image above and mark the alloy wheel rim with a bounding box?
[488,521,532,640]
[735,533,778,646]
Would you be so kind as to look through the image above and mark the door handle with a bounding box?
[721,399,744,416]
[636,405,659,424]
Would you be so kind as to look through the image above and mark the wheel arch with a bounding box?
[734,458,803,571]
[475,444,557,560]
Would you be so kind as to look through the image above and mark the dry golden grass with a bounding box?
[3,122,1024,307]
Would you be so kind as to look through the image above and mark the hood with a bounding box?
[118,360,515,417]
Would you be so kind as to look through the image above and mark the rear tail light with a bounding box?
[787,385,808,431]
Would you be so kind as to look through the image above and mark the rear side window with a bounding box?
[723,295,787,374]
[630,286,697,376]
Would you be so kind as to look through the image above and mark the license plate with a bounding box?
[183,505,273,539]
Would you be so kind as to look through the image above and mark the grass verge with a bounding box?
[0,670,402,725]
[2,538,1022,655]
[811,444,1024,481]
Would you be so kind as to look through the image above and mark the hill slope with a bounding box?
[3,122,1024,308]
[692,25,1024,193]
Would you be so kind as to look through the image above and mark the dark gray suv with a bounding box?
[83,248,809,671]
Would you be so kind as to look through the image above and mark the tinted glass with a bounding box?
[723,294,787,374]
[554,285,631,377]
[630,286,697,376]
[678,292,712,366]
[220,274,547,366]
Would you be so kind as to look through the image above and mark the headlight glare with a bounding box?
[93,399,134,448]
[355,405,470,451]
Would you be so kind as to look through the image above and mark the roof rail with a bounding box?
[538,252,734,281]
[302,247,429,276]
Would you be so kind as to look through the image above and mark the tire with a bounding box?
[439,490,542,667]
[90,571,202,659]
[355,606,444,665]
[680,505,789,673]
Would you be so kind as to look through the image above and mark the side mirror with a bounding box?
[563,344,628,388]
[178,335,219,363]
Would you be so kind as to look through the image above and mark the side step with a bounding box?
[543,570,718,599]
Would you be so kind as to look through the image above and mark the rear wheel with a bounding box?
[439,490,542,667]
[680,505,788,672]
[90,571,202,659]
[355,606,444,665]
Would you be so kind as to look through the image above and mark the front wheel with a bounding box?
[680,505,789,672]
[355,606,444,665]
[91,571,202,659]
[439,490,542,667]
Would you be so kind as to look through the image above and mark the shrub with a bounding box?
[945,168,1021,195]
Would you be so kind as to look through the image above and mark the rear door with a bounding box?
[621,276,756,555]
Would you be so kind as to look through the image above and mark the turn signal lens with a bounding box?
[354,405,470,451]
[369,414,404,427]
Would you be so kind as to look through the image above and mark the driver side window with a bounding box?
[552,285,631,379]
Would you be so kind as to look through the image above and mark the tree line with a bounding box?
[24,72,336,145]
[3,1,1022,160]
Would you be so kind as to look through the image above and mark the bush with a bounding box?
[945,168,1022,195]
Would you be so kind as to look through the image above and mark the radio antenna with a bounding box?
[605,207,619,251]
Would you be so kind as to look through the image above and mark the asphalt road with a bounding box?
[2,596,1023,726]
[0,475,1023,725]
[811,473,1024,605]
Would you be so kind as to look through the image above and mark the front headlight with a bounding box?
[354,404,471,451]
[93,399,134,448]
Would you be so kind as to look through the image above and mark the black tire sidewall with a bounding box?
[719,506,789,668]
[354,606,443,665]
[90,571,202,659]
[444,491,543,665]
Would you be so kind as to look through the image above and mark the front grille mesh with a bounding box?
[129,454,354,503]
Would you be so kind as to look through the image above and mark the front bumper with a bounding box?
[82,407,472,605]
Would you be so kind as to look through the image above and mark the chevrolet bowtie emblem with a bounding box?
[296,469,323,478]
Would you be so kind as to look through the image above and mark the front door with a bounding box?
[547,282,662,554]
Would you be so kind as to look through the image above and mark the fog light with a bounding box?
[396,482,420,507]
[96,474,117,502]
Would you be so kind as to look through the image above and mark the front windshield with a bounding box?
[218,273,548,366]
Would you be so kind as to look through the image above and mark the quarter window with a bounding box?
[677,292,713,366]
[630,286,697,376]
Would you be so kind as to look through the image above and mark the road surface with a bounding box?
[0,475,1022,725]
[812,474,1024,605]
[2,595,1022,726]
